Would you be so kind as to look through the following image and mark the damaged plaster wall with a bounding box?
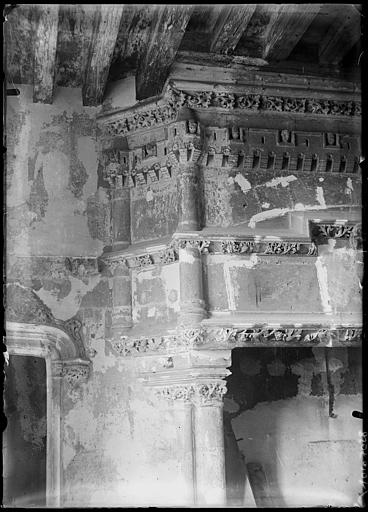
[224,347,362,507]
[6,85,189,507]
[131,262,180,332]
[6,85,111,257]
[203,167,361,230]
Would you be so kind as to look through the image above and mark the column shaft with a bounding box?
[194,401,226,505]
[178,164,200,231]
[111,187,131,250]
[179,245,206,325]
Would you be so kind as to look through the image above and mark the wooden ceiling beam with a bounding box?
[210,5,257,54]
[82,5,123,106]
[263,4,321,61]
[135,5,194,101]
[33,5,59,104]
[319,5,361,65]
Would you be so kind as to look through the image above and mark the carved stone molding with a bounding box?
[205,327,362,347]
[102,236,319,275]
[153,381,228,406]
[166,84,361,118]
[109,326,361,357]
[310,221,360,243]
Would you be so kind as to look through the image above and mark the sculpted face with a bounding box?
[208,146,216,156]
[223,147,231,156]
[188,121,198,134]
[231,126,240,139]
[145,143,156,157]
[327,132,336,145]
[280,129,290,143]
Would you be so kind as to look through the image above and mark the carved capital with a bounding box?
[154,384,195,403]
[192,382,228,406]
[62,360,90,385]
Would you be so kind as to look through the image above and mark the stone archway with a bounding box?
[5,285,91,507]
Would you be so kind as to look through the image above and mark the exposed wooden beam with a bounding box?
[135,5,194,101]
[33,5,59,104]
[82,5,123,106]
[210,5,257,54]
[319,5,361,65]
[263,4,321,61]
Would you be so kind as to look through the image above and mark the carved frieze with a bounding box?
[153,381,228,405]
[109,326,361,357]
[310,222,358,242]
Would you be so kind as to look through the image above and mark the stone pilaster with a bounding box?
[111,187,131,250]
[192,381,228,505]
[146,348,231,506]
[178,163,200,232]
[178,242,206,326]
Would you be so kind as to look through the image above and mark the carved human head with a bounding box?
[231,126,240,139]
[223,147,231,156]
[326,132,336,145]
[280,129,290,143]
[187,120,198,134]
[208,146,216,156]
[145,142,156,157]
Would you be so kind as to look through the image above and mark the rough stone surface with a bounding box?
[225,347,362,507]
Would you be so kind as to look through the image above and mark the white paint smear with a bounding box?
[146,189,154,202]
[261,202,270,209]
[345,178,353,195]
[315,257,333,314]
[179,249,195,263]
[234,174,252,193]
[264,175,297,188]
[248,208,290,228]
[316,186,326,208]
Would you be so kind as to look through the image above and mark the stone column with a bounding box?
[111,187,131,250]
[178,241,206,326]
[178,163,200,231]
[193,381,228,506]
[111,259,132,334]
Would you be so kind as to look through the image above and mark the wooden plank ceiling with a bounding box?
[5,4,362,106]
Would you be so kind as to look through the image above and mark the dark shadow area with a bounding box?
[3,355,47,507]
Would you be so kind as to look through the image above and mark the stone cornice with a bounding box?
[110,325,362,356]
[98,80,361,137]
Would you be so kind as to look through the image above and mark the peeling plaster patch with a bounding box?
[147,307,156,318]
[161,263,180,313]
[36,274,100,320]
[345,178,354,195]
[227,176,234,185]
[315,258,333,314]
[179,249,195,263]
[224,397,240,413]
[316,187,326,208]
[224,263,236,310]
[319,177,324,182]
[265,175,297,188]
[234,174,252,194]
[146,189,154,202]
[248,208,290,228]
[261,202,270,209]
